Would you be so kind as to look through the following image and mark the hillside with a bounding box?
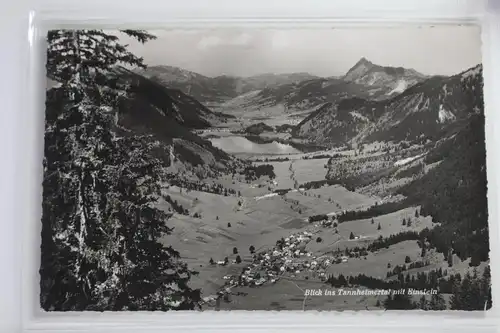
[137,65,317,104]
[293,64,483,145]
[117,67,232,127]
[110,68,239,172]
[137,66,237,104]
[242,72,319,91]
[244,122,274,135]
[322,111,487,264]
[360,64,483,143]
[217,57,427,114]
[291,99,383,146]
[397,113,488,264]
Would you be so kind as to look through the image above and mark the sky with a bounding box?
[119,25,481,78]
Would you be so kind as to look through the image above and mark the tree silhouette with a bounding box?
[429,293,446,310]
[41,29,200,311]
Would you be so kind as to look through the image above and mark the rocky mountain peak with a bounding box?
[343,57,375,82]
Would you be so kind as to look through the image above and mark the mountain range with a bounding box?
[293,64,482,145]
[111,67,240,174]
[102,58,483,173]
[139,58,428,113]
[136,65,318,104]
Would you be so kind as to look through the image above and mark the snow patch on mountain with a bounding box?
[221,89,262,108]
[394,153,425,167]
[388,80,408,95]
[349,111,370,122]
[438,105,456,123]
[461,65,482,81]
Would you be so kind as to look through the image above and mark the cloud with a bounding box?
[271,30,290,49]
[232,33,253,45]
[197,36,224,50]
[123,26,481,77]
[197,33,254,50]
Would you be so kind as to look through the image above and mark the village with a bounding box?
[201,214,361,306]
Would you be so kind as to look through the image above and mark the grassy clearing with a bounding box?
[337,206,434,237]
[254,161,295,189]
[292,158,329,184]
[291,185,378,211]
[217,280,385,311]
[301,206,434,256]
[325,240,422,279]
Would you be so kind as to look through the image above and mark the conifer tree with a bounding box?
[418,295,428,310]
[40,29,201,311]
[383,293,416,310]
[447,250,454,267]
[482,266,493,310]
[429,293,446,310]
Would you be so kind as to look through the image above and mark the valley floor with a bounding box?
[159,110,488,311]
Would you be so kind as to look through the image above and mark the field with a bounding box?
[157,108,487,310]
[292,158,329,184]
[285,185,378,214]
[159,173,445,302]
[326,240,422,278]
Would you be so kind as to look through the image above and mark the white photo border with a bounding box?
[1,0,499,332]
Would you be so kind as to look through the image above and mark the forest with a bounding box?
[326,265,491,310]
[398,114,489,263]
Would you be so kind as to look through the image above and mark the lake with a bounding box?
[209,136,302,155]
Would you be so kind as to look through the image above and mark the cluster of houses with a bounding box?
[202,225,361,307]
[222,229,353,291]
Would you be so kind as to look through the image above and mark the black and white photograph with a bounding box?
[41,25,491,312]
